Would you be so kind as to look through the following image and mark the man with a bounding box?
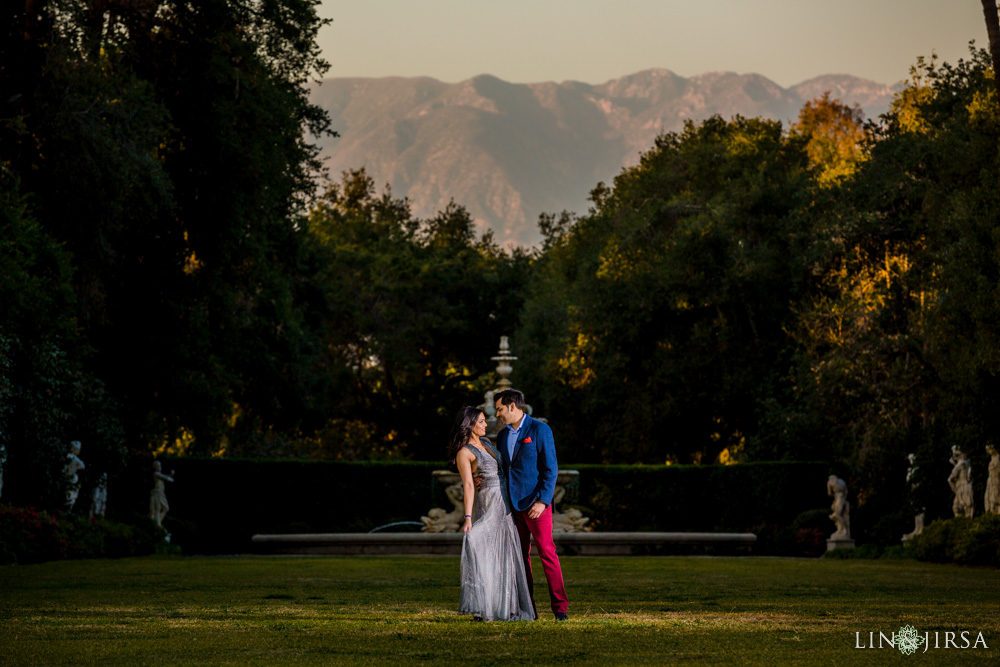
[494,388,569,621]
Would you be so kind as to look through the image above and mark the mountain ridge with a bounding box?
[310,69,903,246]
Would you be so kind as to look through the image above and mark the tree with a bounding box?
[3,0,334,457]
[981,0,1000,105]
[518,115,811,464]
[0,168,125,510]
[772,47,1000,537]
[298,170,530,460]
[790,92,866,186]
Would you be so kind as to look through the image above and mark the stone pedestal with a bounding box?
[902,512,924,543]
[826,538,856,552]
[422,469,588,532]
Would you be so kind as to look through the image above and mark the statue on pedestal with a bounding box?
[985,444,1000,515]
[948,446,974,518]
[89,472,108,519]
[824,475,854,552]
[149,460,175,527]
[902,453,925,542]
[64,441,85,510]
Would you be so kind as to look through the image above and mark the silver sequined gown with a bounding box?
[459,440,536,621]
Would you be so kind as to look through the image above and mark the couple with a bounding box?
[448,389,569,622]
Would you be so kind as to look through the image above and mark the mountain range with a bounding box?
[309,69,903,246]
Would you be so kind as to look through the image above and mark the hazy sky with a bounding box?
[318,1,987,87]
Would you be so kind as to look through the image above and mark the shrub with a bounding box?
[0,505,65,564]
[0,504,163,564]
[908,516,1000,567]
[796,528,827,557]
[953,514,1000,566]
[792,508,832,531]
[880,544,917,560]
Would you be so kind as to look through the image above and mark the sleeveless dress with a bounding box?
[458,439,536,621]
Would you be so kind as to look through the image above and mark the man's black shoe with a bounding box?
[554,612,569,621]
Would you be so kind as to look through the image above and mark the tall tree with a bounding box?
[1,168,125,510]
[790,92,866,186]
[777,47,1000,536]
[2,0,334,463]
[981,0,1000,105]
[518,115,811,464]
[300,170,529,460]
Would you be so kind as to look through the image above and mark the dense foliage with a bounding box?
[0,0,524,510]
[518,48,1000,527]
[518,115,812,466]
[286,170,530,460]
[2,0,336,501]
[2,1,999,536]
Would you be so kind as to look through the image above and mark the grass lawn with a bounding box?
[0,555,998,665]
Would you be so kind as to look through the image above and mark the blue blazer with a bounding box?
[497,414,558,512]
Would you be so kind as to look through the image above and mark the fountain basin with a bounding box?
[250,531,756,556]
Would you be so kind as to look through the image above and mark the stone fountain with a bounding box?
[420,336,590,533]
[480,335,517,440]
[251,336,757,555]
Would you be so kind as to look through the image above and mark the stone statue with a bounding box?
[827,475,851,540]
[902,453,925,542]
[422,468,589,533]
[553,508,591,533]
[149,460,175,527]
[549,484,591,533]
[948,446,974,518]
[0,442,6,500]
[89,472,108,519]
[985,444,1000,515]
[420,479,466,532]
[64,441,85,510]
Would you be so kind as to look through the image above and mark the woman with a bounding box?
[449,406,535,622]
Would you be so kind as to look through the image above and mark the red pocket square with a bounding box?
[521,437,532,444]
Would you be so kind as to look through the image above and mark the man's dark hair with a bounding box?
[494,389,525,411]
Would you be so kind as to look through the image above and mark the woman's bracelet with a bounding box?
[465,514,472,518]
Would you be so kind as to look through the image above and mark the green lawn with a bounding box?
[0,555,998,665]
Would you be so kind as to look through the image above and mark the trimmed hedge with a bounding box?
[130,458,445,553]
[573,462,830,532]
[122,458,832,554]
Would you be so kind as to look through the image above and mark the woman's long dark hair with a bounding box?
[448,406,484,470]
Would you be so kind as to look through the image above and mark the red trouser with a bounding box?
[512,505,568,616]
